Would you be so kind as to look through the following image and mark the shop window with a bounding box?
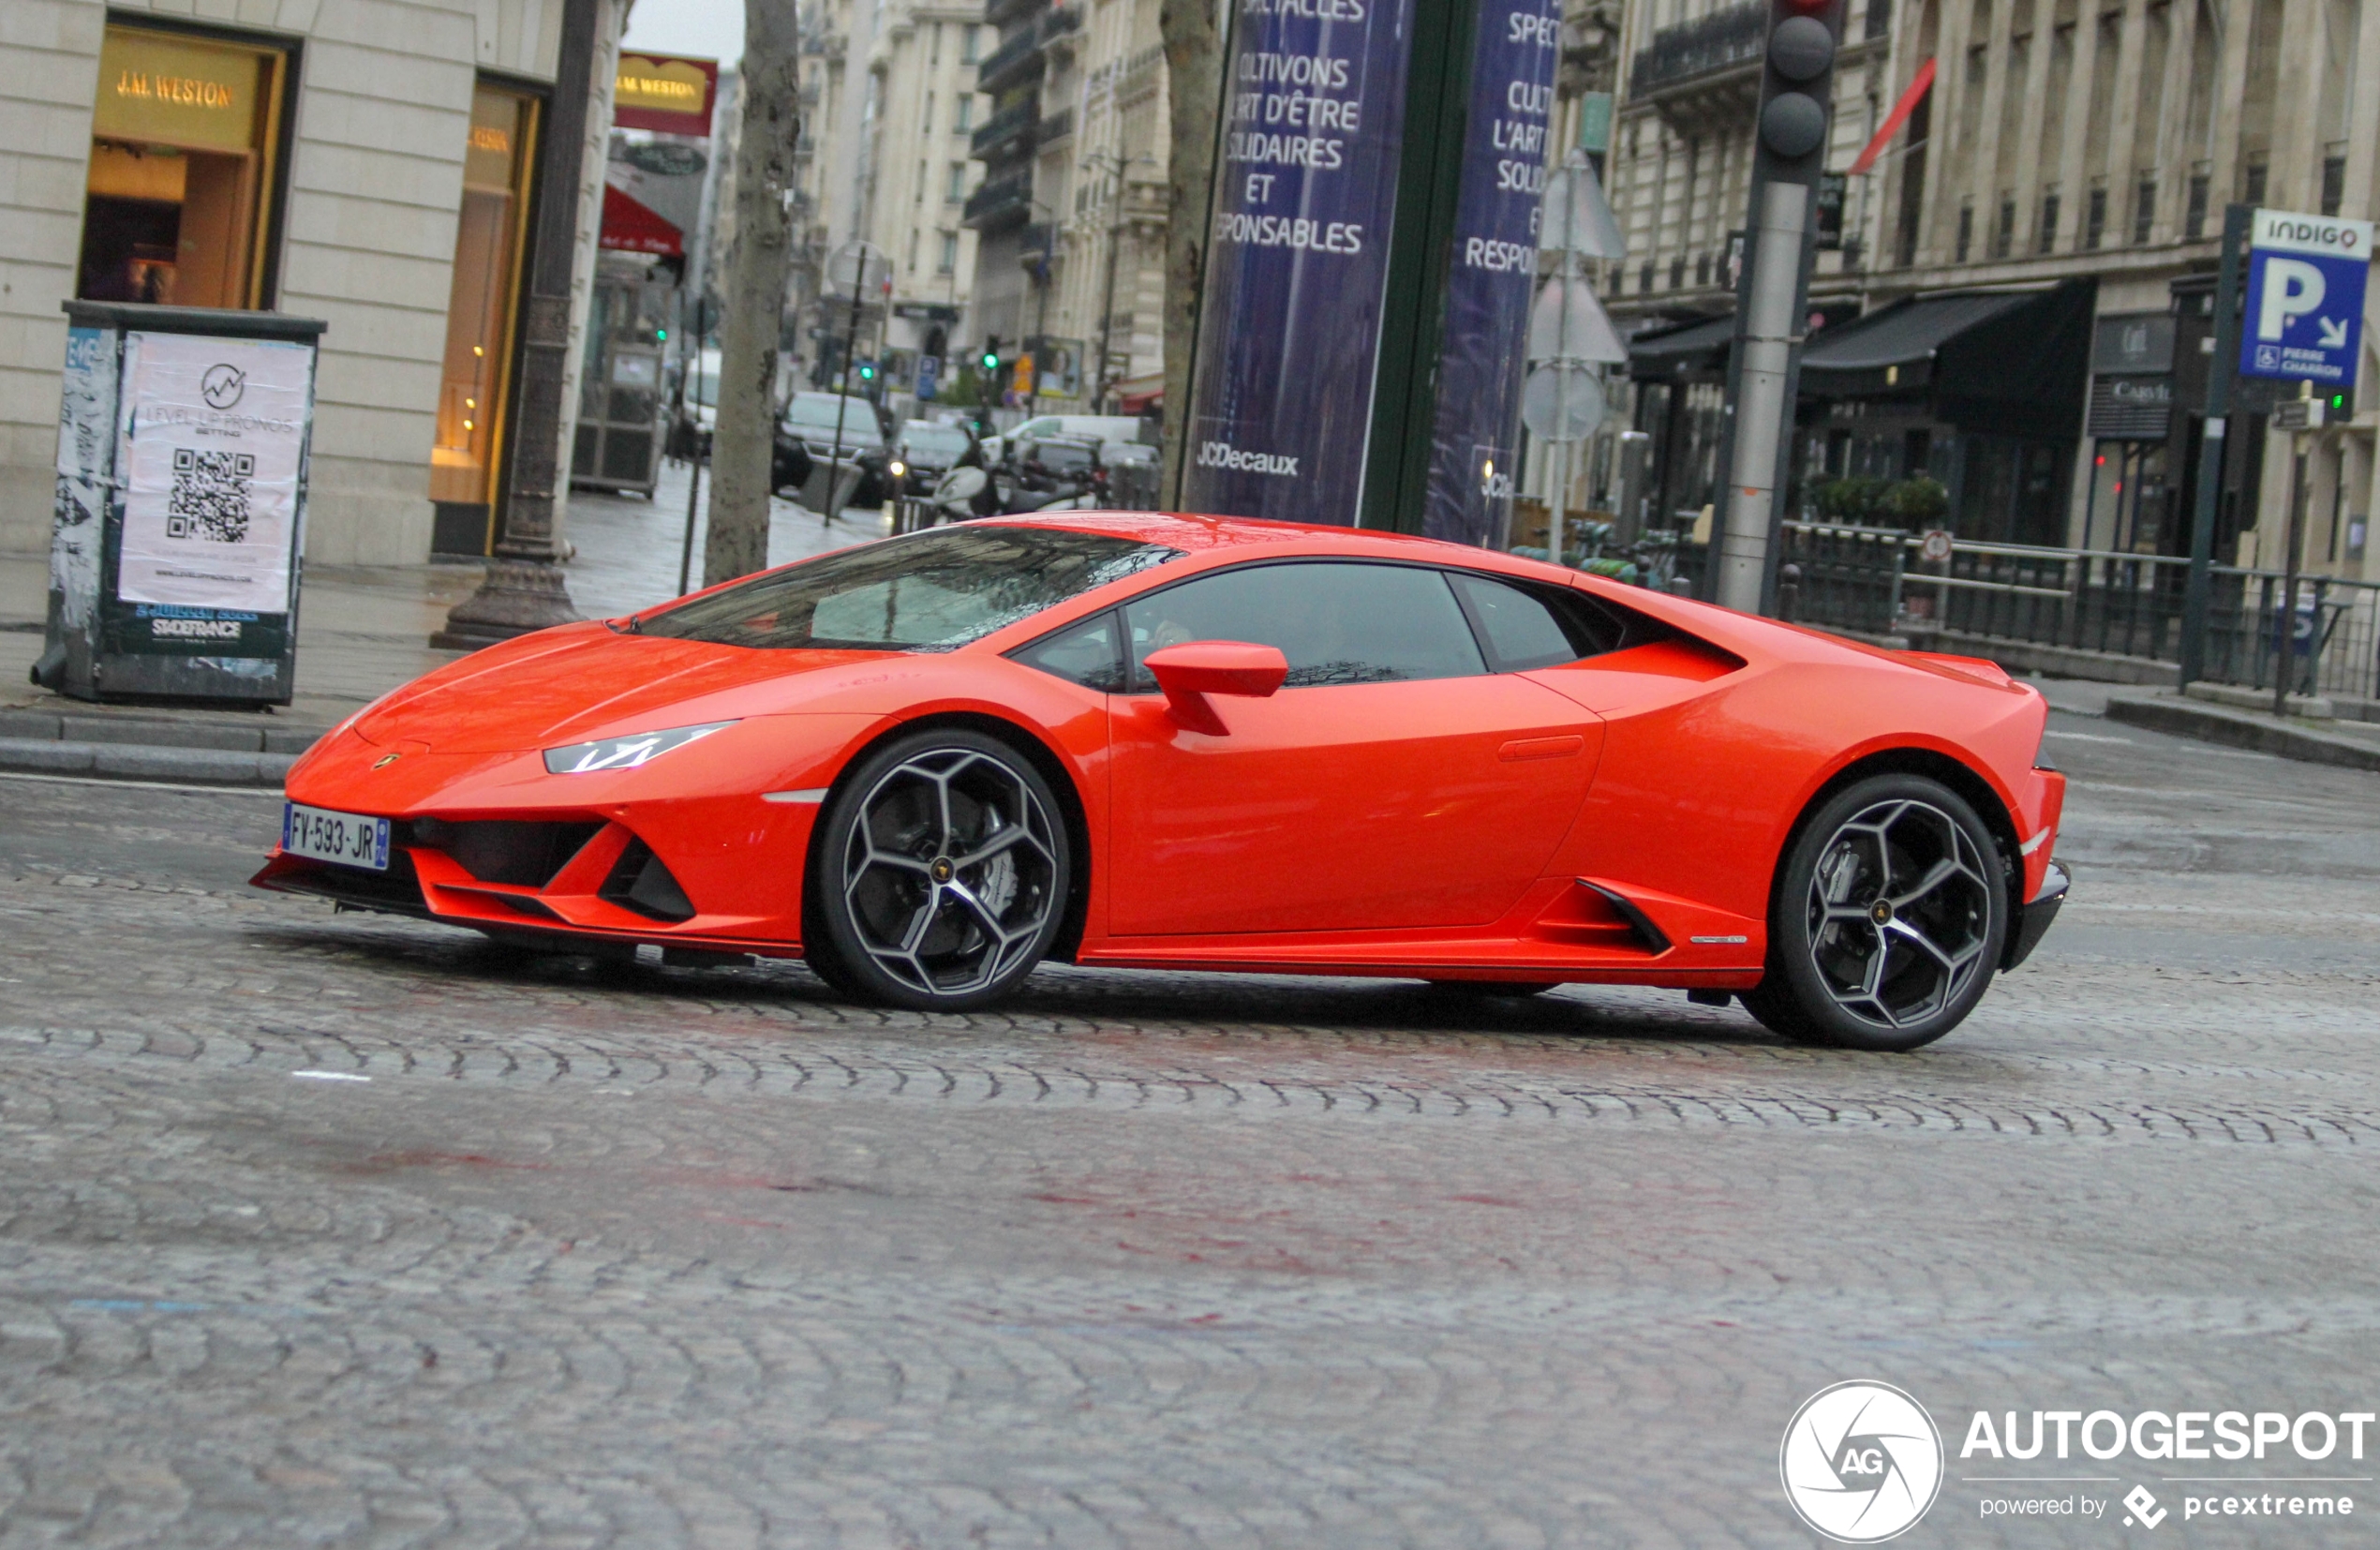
[429,82,540,554]
[78,25,291,309]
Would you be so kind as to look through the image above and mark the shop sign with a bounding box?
[115,331,313,616]
[614,53,720,137]
[2087,374,2175,439]
[2092,312,2175,374]
[93,29,268,154]
[1420,0,1563,544]
[1183,0,1421,522]
[2240,209,2373,386]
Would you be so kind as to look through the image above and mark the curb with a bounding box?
[0,707,326,754]
[2105,696,2380,773]
[0,737,295,788]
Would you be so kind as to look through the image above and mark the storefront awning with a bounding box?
[1627,313,1734,380]
[1797,279,2095,439]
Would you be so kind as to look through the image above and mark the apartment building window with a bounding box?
[2038,188,2060,254]
[930,22,942,66]
[2323,143,2347,216]
[77,23,294,308]
[1991,193,2015,259]
[924,93,934,133]
[946,162,966,201]
[939,231,958,274]
[1640,260,1656,292]
[2185,166,2209,238]
[915,159,926,202]
[955,97,974,132]
[1669,256,1687,289]
[1865,0,1892,40]
[1956,199,1974,262]
[2084,183,2106,249]
[1694,253,1711,286]
[963,25,980,64]
[2132,177,2155,245]
[907,229,919,272]
[2241,153,2268,205]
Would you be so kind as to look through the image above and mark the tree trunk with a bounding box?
[1158,0,1222,510]
[706,0,803,586]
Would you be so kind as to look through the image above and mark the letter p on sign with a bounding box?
[2258,258,2327,341]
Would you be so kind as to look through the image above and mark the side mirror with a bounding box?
[1142,641,1287,735]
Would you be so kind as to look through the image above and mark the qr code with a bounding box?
[167,448,255,543]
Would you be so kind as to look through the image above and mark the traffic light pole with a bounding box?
[2179,203,2250,689]
[1710,0,1842,615]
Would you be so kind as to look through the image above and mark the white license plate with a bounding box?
[282,802,392,872]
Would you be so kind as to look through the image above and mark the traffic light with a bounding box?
[980,335,1001,372]
[2328,385,2356,420]
[857,361,876,382]
[1756,0,1840,171]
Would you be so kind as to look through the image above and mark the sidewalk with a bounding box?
[0,459,885,782]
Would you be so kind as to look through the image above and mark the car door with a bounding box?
[1100,560,1605,936]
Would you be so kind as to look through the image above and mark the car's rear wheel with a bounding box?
[805,729,1068,1010]
[1745,774,2007,1052]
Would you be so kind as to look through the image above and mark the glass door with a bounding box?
[429,83,539,556]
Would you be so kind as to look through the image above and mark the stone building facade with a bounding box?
[0,0,626,566]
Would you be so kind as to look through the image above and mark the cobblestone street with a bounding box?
[2,708,2376,1548]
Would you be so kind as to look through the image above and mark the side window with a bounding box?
[1447,572,1624,670]
[1123,562,1487,689]
[1012,610,1126,692]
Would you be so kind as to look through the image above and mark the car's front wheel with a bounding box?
[805,729,1069,1011]
[1743,773,2007,1052]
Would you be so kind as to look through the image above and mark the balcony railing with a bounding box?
[964,166,1034,230]
[976,5,1079,94]
[1037,106,1074,145]
[1629,1,1765,97]
[971,99,1039,160]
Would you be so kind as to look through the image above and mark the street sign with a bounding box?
[1522,363,1604,440]
[1525,273,1627,364]
[2240,209,2373,386]
[915,352,940,400]
[1918,529,1953,563]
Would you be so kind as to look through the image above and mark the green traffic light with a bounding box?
[656,328,667,341]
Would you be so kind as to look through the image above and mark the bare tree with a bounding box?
[1158,0,1222,510]
[707,0,803,586]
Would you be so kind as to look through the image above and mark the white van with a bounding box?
[985,413,1151,469]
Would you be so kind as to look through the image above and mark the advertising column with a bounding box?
[1183,0,1421,523]
[1420,0,1560,544]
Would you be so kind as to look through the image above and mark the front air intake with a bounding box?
[598,839,696,922]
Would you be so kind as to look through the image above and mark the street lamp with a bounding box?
[1082,151,1157,413]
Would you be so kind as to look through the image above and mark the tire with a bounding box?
[805,729,1070,1011]
[1746,773,2008,1052]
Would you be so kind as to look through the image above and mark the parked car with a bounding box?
[983,413,1152,469]
[774,392,890,505]
[889,420,983,498]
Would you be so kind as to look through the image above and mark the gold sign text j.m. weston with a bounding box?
[115,69,237,111]
[617,73,702,101]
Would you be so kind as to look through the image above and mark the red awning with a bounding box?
[600,185,683,257]
[1118,386,1163,414]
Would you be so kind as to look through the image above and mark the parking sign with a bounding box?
[2240,209,2373,386]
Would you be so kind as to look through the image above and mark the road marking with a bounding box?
[2044,730,2135,743]
[290,1070,370,1082]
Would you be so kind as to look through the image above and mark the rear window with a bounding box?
[637,526,1180,651]
[784,395,885,444]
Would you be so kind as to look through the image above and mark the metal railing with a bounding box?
[962,166,1034,228]
[1779,521,2380,703]
[1629,1,1765,97]
[969,100,1038,160]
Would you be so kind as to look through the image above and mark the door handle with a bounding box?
[1498,735,1585,762]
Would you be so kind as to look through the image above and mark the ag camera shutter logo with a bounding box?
[1780,1380,1945,1543]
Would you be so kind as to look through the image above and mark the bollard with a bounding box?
[1777,562,1802,623]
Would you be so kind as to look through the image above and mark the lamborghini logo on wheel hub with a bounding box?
[1869,899,1895,925]
[929,857,955,883]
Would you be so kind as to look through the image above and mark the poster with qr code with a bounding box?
[116,331,314,612]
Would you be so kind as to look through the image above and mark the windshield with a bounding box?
[901,425,971,460]
[637,526,1181,651]
[783,395,885,445]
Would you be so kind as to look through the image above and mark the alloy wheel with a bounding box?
[1803,797,1995,1032]
[839,747,1060,997]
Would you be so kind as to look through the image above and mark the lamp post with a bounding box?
[435,0,600,649]
[1082,151,1156,412]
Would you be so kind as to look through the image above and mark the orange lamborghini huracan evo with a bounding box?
[256,514,2068,1050]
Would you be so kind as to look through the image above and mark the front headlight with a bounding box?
[544,721,736,775]
[889,459,907,478]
